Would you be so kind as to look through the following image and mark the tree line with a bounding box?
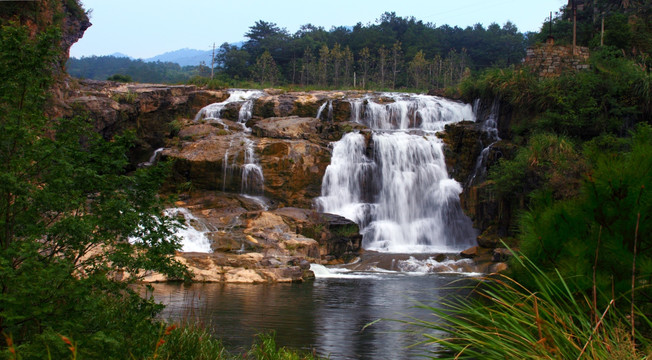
[68,12,527,89]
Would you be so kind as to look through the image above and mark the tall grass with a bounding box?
[406,252,651,359]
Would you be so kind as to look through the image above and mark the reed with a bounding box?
[404,251,651,359]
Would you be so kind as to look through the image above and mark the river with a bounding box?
[150,268,474,359]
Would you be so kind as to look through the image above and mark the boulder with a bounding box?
[460,246,479,258]
[489,262,509,273]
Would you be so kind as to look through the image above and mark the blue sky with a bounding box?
[71,0,567,59]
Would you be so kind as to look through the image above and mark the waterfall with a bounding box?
[139,147,164,167]
[164,208,213,253]
[241,137,264,195]
[316,100,334,121]
[194,89,266,197]
[317,93,477,253]
[195,89,263,124]
[468,97,501,185]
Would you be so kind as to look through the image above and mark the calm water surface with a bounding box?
[150,272,473,360]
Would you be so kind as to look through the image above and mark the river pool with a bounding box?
[150,267,474,360]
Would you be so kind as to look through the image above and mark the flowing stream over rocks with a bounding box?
[196,89,266,198]
[317,93,478,253]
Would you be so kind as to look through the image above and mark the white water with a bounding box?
[195,89,266,197]
[317,93,477,253]
[164,208,212,253]
[140,147,164,167]
[468,97,501,185]
[310,264,383,279]
[316,100,333,121]
[194,89,264,125]
[240,137,264,195]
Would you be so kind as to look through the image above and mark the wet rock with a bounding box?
[65,81,230,165]
[440,121,490,184]
[460,246,479,258]
[299,259,311,270]
[434,254,447,262]
[271,208,362,262]
[489,262,509,273]
[477,231,501,249]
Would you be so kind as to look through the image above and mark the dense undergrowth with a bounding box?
[439,20,652,358]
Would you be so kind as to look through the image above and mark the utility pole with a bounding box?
[601,12,605,46]
[210,42,215,80]
[572,0,577,55]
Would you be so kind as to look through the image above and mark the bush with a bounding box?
[107,73,133,82]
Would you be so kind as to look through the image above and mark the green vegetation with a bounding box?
[67,55,205,83]
[0,22,188,359]
[0,17,321,360]
[409,253,651,359]
[67,12,526,90]
[107,73,133,82]
[424,2,652,357]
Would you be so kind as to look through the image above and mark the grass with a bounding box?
[401,250,651,359]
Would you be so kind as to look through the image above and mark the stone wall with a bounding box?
[524,43,590,77]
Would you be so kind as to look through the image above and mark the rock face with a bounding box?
[138,191,362,283]
[65,86,521,280]
[440,98,518,259]
[66,81,229,164]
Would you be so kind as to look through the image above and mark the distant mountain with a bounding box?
[145,48,213,67]
[110,52,131,58]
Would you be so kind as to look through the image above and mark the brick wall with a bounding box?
[524,43,590,77]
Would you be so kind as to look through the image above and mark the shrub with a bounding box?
[107,73,133,83]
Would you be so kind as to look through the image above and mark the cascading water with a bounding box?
[316,100,334,121]
[139,147,164,167]
[468,97,501,185]
[317,93,477,253]
[164,208,213,253]
[195,89,265,196]
[195,89,263,127]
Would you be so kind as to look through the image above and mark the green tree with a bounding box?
[391,41,402,89]
[408,50,428,89]
[0,22,186,358]
[358,47,371,89]
[253,50,280,86]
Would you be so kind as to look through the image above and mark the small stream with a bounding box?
[150,271,473,360]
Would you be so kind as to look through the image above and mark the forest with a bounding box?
[68,11,527,89]
[68,2,651,92]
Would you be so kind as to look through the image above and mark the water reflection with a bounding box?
[150,274,471,359]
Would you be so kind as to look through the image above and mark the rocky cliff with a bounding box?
[65,85,371,282]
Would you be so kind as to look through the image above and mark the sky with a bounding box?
[70,0,567,59]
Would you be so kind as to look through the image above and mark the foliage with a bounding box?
[489,132,587,201]
[67,55,199,83]
[107,73,132,82]
[408,253,651,359]
[460,49,650,139]
[517,124,652,310]
[530,1,652,56]
[148,323,230,360]
[0,21,187,359]
[68,13,527,91]
[244,332,319,360]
